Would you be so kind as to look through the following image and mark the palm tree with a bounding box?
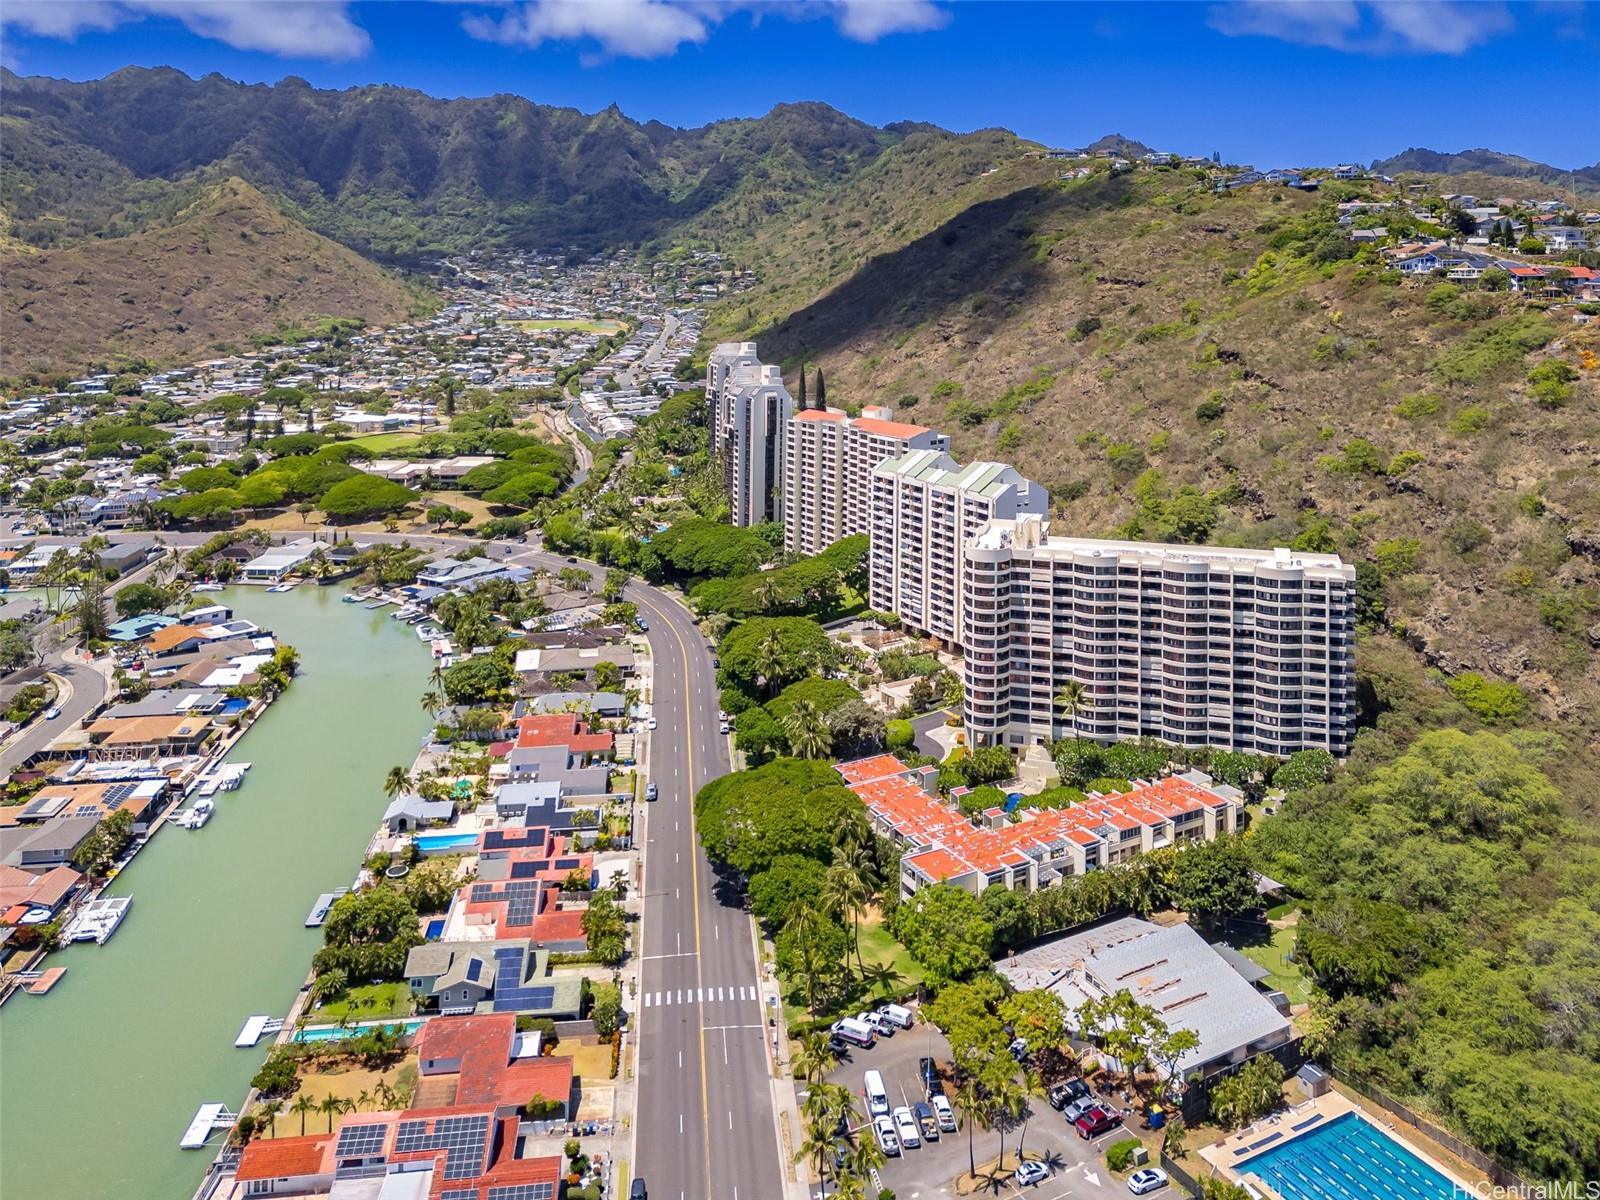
[753,628,788,698]
[373,1080,399,1112]
[952,1075,988,1181]
[792,1029,839,1085]
[753,577,782,614]
[1055,679,1090,742]
[784,901,825,1014]
[291,1092,317,1136]
[987,1063,1027,1176]
[843,1135,885,1192]
[257,1099,283,1138]
[782,699,832,760]
[799,1081,852,1194]
[383,766,412,799]
[319,1094,343,1132]
[355,1089,373,1113]
[420,690,443,719]
[822,861,871,975]
[1011,1064,1043,1166]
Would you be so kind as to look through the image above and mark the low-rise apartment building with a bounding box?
[960,516,1356,756]
[706,341,791,526]
[783,406,949,555]
[867,449,1048,644]
[837,754,1240,899]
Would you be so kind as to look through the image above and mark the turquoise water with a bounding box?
[415,830,478,852]
[0,586,431,1200]
[1240,1112,1472,1200]
[293,1019,426,1044]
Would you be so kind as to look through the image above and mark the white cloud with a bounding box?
[463,0,711,60]
[1207,0,1514,54]
[1,0,371,59]
[462,0,951,61]
[831,0,949,42]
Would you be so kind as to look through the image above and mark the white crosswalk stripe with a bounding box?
[643,982,761,1007]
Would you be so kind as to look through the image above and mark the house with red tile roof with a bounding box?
[415,1013,576,1115]
[512,713,614,759]
[837,755,1239,898]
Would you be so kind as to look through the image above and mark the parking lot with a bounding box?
[807,1017,1176,1200]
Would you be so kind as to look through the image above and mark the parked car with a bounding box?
[1008,1036,1029,1061]
[646,717,658,731]
[1048,1078,1091,1110]
[1075,1106,1124,1139]
[912,1101,939,1142]
[918,1056,940,1094]
[719,721,731,734]
[43,707,60,720]
[1128,1168,1169,1195]
[1064,1097,1100,1124]
[644,782,658,802]
[930,1094,957,1132]
[1015,1160,1051,1187]
[872,1115,900,1157]
[636,618,650,632]
[857,1011,894,1037]
[877,1002,914,1029]
[891,1106,920,1150]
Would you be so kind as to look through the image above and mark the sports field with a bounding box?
[510,318,625,334]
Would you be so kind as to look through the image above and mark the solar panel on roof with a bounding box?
[440,1190,478,1200]
[335,1123,388,1157]
[487,1185,555,1200]
[553,857,580,870]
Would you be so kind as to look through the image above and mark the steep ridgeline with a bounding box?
[1,177,424,374]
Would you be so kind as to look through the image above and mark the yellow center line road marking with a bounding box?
[638,590,714,1192]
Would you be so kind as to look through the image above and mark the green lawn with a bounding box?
[511,318,625,334]
[781,910,927,1028]
[315,982,415,1022]
[348,431,425,454]
[1238,926,1313,1005]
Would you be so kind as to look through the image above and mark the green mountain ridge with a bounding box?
[1373,145,1600,193]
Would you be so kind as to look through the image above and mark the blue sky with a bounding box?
[3,1,1597,167]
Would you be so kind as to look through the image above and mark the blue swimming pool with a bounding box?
[414,830,479,853]
[1238,1112,1472,1200]
[424,918,446,940]
[293,1019,426,1044]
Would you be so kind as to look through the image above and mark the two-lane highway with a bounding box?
[628,581,785,1200]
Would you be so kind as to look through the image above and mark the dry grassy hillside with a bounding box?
[714,166,1600,744]
[1,177,427,374]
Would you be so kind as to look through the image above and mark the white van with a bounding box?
[877,1003,914,1030]
[863,1069,890,1117]
[831,1017,876,1049]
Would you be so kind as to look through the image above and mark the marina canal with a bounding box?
[0,586,431,1199]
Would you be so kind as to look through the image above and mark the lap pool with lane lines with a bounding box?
[1238,1112,1475,1200]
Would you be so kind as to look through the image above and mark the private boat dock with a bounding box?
[304,888,348,927]
[180,1104,237,1149]
[234,1015,285,1048]
[14,967,67,995]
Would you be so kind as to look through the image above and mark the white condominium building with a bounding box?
[868,449,1049,644]
[960,515,1357,757]
[783,406,950,555]
[706,342,792,526]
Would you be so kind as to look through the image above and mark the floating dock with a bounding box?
[21,967,67,995]
[304,888,348,927]
[234,1015,285,1048]
[180,1103,236,1149]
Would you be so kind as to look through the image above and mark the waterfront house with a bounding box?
[509,713,614,761]
[405,940,585,1018]
[381,793,456,835]
[84,712,216,761]
[227,1107,564,1200]
[12,779,167,832]
[0,863,83,930]
[415,1012,576,1113]
[501,745,611,796]
[240,538,320,584]
[525,690,627,719]
[0,815,100,869]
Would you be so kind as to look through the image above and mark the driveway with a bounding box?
[811,1019,1168,1200]
[909,709,958,760]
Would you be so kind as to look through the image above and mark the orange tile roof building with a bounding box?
[837,755,1240,898]
[782,403,949,556]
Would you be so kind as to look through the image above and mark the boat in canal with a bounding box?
[175,798,215,829]
[64,895,132,944]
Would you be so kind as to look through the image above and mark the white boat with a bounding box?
[191,582,224,593]
[177,798,215,828]
[391,605,421,621]
[416,624,444,641]
[64,895,132,944]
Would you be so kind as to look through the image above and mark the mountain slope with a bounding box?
[1372,146,1600,197]
[0,68,893,260]
[1,177,426,374]
[712,165,1600,740]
